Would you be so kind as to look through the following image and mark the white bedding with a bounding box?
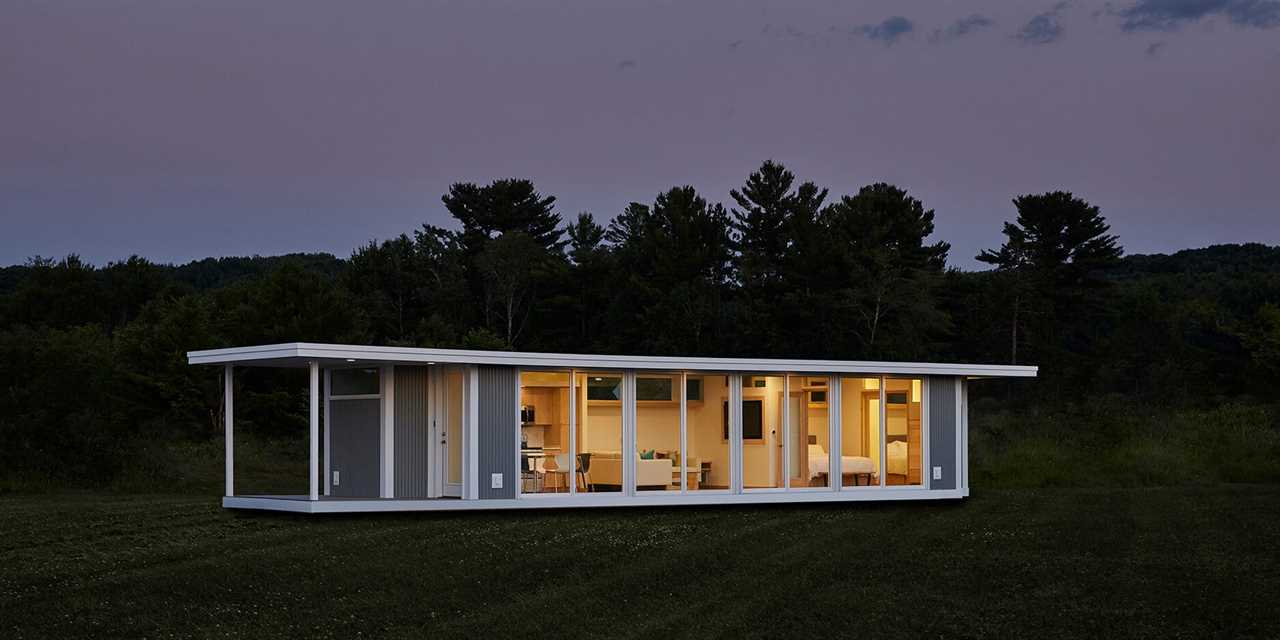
[807,444,874,479]
[807,443,908,479]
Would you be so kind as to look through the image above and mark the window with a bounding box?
[687,374,728,490]
[741,375,784,490]
[636,377,673,401]
[790,374,831,489]
[586,376,621,401]
[577,371,623,492]
[839,377,881,488]
[635,374,680,492]
[330,368,379,396]
[883,378,923,486]
[520,371,572,495]
[685,377,703,401]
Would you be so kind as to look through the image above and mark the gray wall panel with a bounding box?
[928,376,957,490]
[478,366,517,499]
[395,366,431,498]
[330,398,381,497]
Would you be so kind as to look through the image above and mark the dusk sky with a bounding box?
[3,0,1278,269]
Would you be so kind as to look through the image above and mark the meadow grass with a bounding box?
[3,485,1278,638]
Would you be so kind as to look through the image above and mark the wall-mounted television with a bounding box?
[723,400,764,441]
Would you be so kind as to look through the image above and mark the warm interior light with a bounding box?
[593,377,603,381]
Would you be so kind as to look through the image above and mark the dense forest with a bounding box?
[3,161,1278,491]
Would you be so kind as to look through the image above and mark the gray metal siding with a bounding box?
[395,366,431,498]
[928,376,957,490]
[478,365,518,499]
[329,398,381,497]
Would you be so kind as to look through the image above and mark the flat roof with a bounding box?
[187,342,1037,378]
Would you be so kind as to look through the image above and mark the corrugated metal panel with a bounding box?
[928,376,957,490]
[330,398,381,497]
[478,365,517,499]
[395,366,430,498]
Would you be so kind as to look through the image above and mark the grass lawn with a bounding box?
[3,486,1278,638]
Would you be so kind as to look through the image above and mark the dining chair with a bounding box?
[577,453,593,492]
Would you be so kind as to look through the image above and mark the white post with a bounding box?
[224,365,234,497]
[380,365,395,499]
[309,361,320,501]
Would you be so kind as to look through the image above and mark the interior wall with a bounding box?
[688,375,729,487]
[741,376,783,488]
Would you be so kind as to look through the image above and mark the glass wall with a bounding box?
[577,371,624,492]
[884,378,923,486]
[789,375,832,489]
[519,371,572,494]
[839,377,881,488]
[635,374,681,492]
[686,374,729,490]
[741,375,785,489]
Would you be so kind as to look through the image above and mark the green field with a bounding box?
[3,486,1279,638]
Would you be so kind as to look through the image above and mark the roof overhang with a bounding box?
[188,342,1038,378]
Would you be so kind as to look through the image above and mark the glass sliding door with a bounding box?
[838,377,882,488]
[519,370,572,495]
[789,375,832,489]
[884,378,923,485]
[741,374,785,490]
[578,371,624,492]
[634,374,681,492]
[686,374,729,491]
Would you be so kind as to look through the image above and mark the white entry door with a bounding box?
[428,366,465,498]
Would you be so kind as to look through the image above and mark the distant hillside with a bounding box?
[169,253,346,290]
[0,252,345,296]
[1109,243,1280,279]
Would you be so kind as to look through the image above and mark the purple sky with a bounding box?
[3,0,1278,269]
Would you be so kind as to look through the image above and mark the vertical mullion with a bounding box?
[680,372,688,493]
[782,374,790,490]
[829,375,840,490]
[224,365,233,498]
[568,369,577,496]
[879,376,887,488]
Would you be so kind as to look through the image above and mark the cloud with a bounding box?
[1118,0,1280,31]
[930,14,995,42]
[855,16,914,44]
[616,59,637,71]
[1145,40,1166,55]
[1017,2,1069,44]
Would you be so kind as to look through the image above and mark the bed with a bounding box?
[806,442,909,483]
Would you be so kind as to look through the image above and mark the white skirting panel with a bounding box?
[224,488,968,514]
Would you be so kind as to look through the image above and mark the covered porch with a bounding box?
[213,352,477,506]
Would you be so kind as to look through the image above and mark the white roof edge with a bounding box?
[188,342,1038,378]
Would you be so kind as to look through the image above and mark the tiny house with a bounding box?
[189,343,1036,513]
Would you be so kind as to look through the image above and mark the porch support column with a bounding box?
[224,365,234,497]
[309,361,320,501]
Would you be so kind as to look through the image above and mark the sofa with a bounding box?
[587,451,673,489]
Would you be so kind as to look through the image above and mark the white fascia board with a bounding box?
[189,342,1038,378]
[224,486,969,514]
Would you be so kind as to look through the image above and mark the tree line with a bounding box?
[2,160,1278,487]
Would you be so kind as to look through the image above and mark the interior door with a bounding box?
[788,393,807,487]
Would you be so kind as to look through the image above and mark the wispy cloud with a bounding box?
[1145,40,1166,55]
[1017,2,1069,45]
[854,16,914,45]
[930,14,995,43]
[616,59,637,71]
[1118,0,1280,30]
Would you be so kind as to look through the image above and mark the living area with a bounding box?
[518,370,923,496]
